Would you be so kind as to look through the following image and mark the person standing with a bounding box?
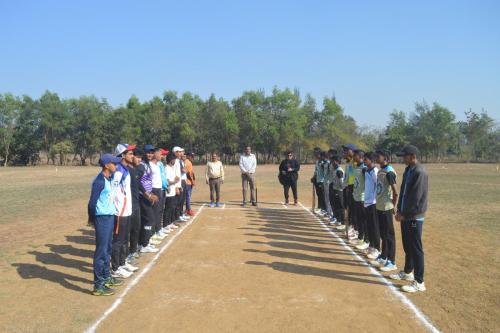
[363,152,380,260]
[329,155,345,228]
[375,149,399,272]
[127,149,143,260]
[206,153,225,207]
[352,150,369,249]
[88,154,123,296]
[149,147,166,245]
[311,148,326,215]
[390,145,428,293]
[279,151,300,205]
[173,146,190,221]
[239,146,257,206]
[342,144,357,237]
[163,152,181,232]
[184,152,196,216]
[110,144,138,280]
[138,145,159,253]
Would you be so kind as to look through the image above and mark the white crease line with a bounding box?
[298,203,440,333]
[84,204,206,333]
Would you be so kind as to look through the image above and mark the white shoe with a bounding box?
[140,244,159,253]
[349,238,360,245]
[161,227,171,234]
[389,271,414,281]
[157,231,168,239]
[402,281,426,293]
[170,224,180,229]
[369,256,386,267]
[179,216,188,222]
[380,261,398,272]
[182,214,191,220]
[122,262,139,272]
[336,225,346,231]
[355,241,369,250]
[112,267,133,279]
[367,250,380,260]
[150,234,161,241]
[149,238,161,245]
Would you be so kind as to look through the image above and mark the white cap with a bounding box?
[114,143,136,157]
[172,146,184,153]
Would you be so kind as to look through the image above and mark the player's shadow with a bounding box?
[12,227,95,294]
[245,261,386,286]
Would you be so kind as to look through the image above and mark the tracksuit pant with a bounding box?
[152,188,163,233]
[378,210,396,262]
[176,180,187,218]
[314,181,325,210]
[344,185,354,229]
[111,215,130,271]
[163,195,177,227]
[353,200,367,241]
[365,204,380,251]
[128,206,141,255]
[330,189,344,223]
[140,197,155,247]
[401,219,425,283]
[93,215,114,289]
[322,183,333,216]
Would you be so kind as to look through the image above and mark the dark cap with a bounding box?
[99,154,121,167]
[395,145,419,157]
[331,154,342,162]
[144,144,155,152]
[353,149,365,156]
[342,144,357,151]
[186,151,195,157]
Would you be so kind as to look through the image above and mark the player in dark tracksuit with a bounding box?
[390,145,429,293]
[127,149,144,260]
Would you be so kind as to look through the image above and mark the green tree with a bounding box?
[0,93,21,166]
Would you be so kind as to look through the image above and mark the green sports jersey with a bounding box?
[331,165,344,191]
[353,162,365,202]
[376,164,397,211]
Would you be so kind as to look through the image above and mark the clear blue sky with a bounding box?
[1,0,499,127]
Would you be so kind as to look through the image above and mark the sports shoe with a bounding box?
[367,249,380,260]
[355,241,369,250]
[329,217,337,225]
[187,209,196,216]
[402,281,426,293]
[150,234,161,241]
[284,200,289,205]
[93,286,115,296]
[132,251,141,259]
[140,244,159,253]
[251,202,258,206]
[209,202,215,207]
[122,262,139,272]
[170,223,180,229]
[380,261,398,272]
[157,231,168,239]
[215,202,221,208]
[318,210,327,217]
[369,256,386,267]
[349,238,360,245]
[179,216,189,222]
[389,271,414,281]
[149,238,161,245]
[182,214,191,220]
[104,277,123,287]
[336,224,346,231]
[111,267,133,279]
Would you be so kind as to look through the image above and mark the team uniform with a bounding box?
[138,161,158,253]
[127,164,142,259]
[375,165,398,271]
[313,159,326,213]
[352,162,368,248]
[88,171,118,294]
[364,166,380,259]
[319,159,334,218]
[329,164,345,227]
[164,163,179,228]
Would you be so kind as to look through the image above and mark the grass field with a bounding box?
[0,163,499,332]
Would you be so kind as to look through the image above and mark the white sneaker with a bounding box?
[140,244,159,253]
[389,271,414,281]
[367,250,380,259]
[150,234,161,241]
[122,262,139,272]
[179,216,188,222]
[402,280,426,293]
[157,231,168,239]
[161,227,171,234]
[112,267,133,279]
[149,238,161,245]
[170,224,180,229]
[349,238,360,245]
[182,214,191,220]
[336,224,346,231]
[355,241,369,250]
[380,261,398,272]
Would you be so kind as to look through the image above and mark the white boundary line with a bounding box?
[84,204,206,333]
[298,203,440,333]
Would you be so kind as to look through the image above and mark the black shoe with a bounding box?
[251,202,258,206]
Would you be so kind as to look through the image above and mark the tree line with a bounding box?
[0,88,498,166]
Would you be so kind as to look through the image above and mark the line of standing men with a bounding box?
[88,144,196,296]
[312,144,429,293]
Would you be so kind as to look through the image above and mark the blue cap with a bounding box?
[144,144,155,152]
[99,154,121,167]
[342,144,357,151]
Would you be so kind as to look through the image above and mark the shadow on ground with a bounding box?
[243,208,385,286]
[12,228,94,294]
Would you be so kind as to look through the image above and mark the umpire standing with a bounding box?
[391,145,428,293]
[279,151,300,205]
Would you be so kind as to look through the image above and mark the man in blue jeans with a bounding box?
[390,145,429,293]
[88,154,124,296]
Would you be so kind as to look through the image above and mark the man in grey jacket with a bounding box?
[390,145,429,293]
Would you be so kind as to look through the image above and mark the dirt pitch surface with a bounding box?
[0,164,499,333]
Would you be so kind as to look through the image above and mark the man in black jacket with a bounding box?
[279,151,300,205]
[390,145,428,293]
